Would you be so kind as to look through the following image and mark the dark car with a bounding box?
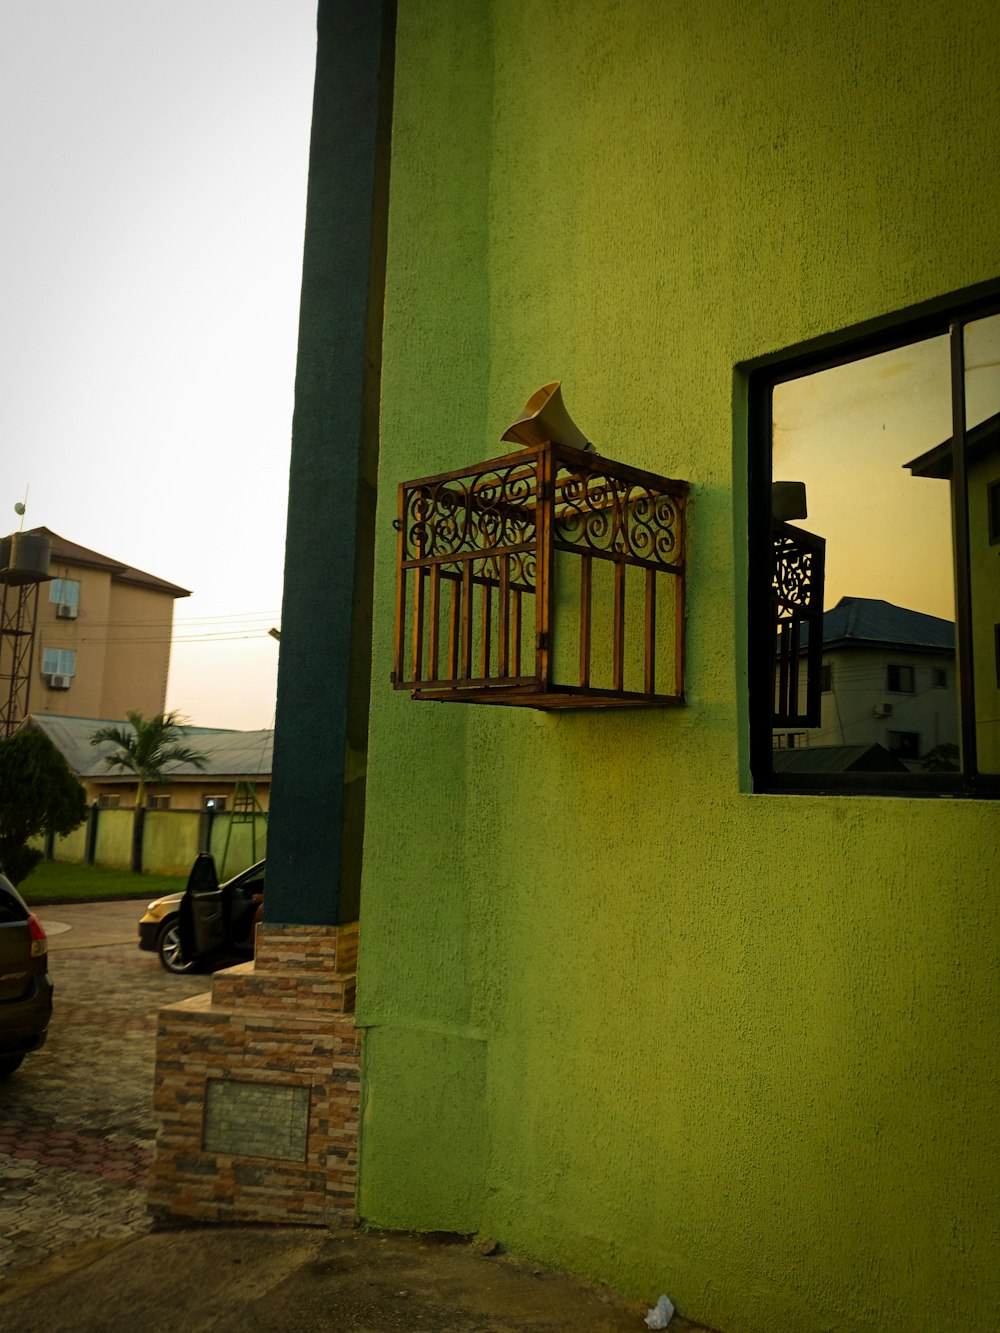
[0,871,53,1077]
[139,856,264,974]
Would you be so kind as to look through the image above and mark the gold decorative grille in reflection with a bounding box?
[772,520,826,727]
[392,441,688,708]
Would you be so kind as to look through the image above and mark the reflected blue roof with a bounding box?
[772,743,907,773]
[805,596,954,653]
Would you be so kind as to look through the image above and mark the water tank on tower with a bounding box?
[0,528,54,736]
[0,531,51,584]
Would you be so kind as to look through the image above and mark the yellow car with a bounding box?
[137,889,186,972]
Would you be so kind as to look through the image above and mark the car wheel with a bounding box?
[0,1054,25,1079]
[157,918,194,974]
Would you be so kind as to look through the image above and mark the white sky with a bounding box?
[0,1,318,729]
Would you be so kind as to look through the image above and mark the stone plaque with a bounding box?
[202,1079,310,1161]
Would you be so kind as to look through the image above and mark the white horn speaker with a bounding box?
[501,382,595,453]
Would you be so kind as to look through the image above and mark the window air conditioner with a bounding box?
[873,702,893,717]
[56,603,78,619]
[48,674,71,690]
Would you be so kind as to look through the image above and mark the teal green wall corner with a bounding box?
[346,2,1000,1331]
[267,0,394,927]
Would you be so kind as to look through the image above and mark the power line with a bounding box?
[62,632,277,646]
[36,609,284,647]
[49,612,282,631]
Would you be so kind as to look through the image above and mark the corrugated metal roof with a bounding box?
[771,743,907,773]
[27,714,272,780]
[802,596,954,654]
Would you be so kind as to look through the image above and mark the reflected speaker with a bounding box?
[772,481,808,522]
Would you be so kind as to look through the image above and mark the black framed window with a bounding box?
[774,731,808,749]
[886,664,915,694]
[747,284,1000,796]
[887,730,920,759]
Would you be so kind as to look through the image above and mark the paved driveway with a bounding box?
[0,898,208,1286]
[0,900,717,1332]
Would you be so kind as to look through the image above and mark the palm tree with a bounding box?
[90,710,207,809]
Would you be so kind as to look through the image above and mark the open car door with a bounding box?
[178,853,226,961]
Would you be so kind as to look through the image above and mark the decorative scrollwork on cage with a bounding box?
[398,465,537,566]
[393,441,688,709]
[554,469,682,568]
[772,520,826,727]
[773,531,819,616]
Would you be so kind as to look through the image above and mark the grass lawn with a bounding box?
[17,859,186,906]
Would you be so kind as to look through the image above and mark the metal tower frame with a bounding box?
[0,575,44,737]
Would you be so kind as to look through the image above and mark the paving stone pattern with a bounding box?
[0,902,208,1286]
[0,904,724,1333]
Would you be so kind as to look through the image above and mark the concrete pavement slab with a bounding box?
[0,1225,715,1333]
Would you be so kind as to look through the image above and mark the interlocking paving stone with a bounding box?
[0,903,720,1333]
[0,900,209,1286]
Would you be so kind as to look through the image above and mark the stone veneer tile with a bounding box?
[150,921,361,1228]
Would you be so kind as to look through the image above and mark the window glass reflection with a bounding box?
[965,314,1000,772]
[771,334,960,774]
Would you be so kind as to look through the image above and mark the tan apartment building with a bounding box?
[27,527,190,721]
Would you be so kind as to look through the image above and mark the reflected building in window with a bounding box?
[906,409,1000,771]
[773,595,958,768]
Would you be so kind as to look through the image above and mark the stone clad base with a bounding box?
[149,922,360,1226]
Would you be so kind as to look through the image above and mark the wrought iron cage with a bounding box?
[772,519,826,727]
[392,441,688,708]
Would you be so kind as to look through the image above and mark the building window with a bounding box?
[147,795,171,810]
[746,286,1000,795]
[989,479,1000,544]
[203,796,227,812]
[773,732,808,749]
[41,647,76,678]
[887,730,921,759]
[97,794,120,809]
[49,578,80,614]
[886,664,915,693]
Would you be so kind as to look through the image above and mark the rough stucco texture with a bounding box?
[355,3,1000,1331]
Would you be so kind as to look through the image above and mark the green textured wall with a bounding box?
[209,815,268,879]
[52,822,87,864]
[93,808,133,871]
[143,810,205,877]
[355,3,1000,1330]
